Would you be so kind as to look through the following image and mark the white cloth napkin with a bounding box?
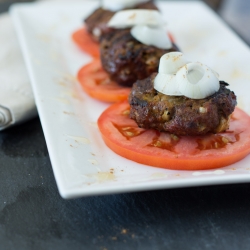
[0,13,37,130]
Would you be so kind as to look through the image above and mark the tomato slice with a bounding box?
[72,28,100,58]
[77,59,131,102]
[98,100,250,170]
[168,32,175,43]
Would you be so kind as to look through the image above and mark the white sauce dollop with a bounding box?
[154,52,220,99]
[103,0,149,12]
[131,25,172,49]
[107,10,172,49]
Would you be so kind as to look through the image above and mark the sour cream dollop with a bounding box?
[107,9,172,49]
[154,52,220,99]
[102,0,149,12]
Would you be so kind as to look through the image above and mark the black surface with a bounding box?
[1,118,250,250]
[1,1,250,250]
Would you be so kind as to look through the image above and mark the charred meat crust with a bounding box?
[129,73,237,136]
[84,8,114,41]
[100,29,179,87]
[84,1,158,41]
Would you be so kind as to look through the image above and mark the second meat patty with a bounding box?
[100,29,179,87]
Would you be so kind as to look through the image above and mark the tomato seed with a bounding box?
[122,110,130,115]
[171,134,179,141]
[222,137,229,144]
[154,141,162,147]
[125,131,134,137]
[122,127,131,131]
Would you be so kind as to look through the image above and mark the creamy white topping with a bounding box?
[154,52,220,99]
[107,10,172,49]
[102,0,149,12]
[107,10,165,28]
[131,25,172,49]
[158,52,189,74]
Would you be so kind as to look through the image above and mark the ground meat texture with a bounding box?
[129,73,237,136]
[84,8,114,42]
[84,1,158,41]
[100,30,179,87]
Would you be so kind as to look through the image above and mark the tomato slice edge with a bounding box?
[72,28,100,58]
[77,59,131,103]
[98,101,250,170]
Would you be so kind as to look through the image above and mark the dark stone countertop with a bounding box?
[1,1,250,250]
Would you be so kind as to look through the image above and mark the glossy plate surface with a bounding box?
[10,1,250,198]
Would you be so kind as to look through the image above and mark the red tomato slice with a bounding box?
[98,100,250,170]
[72,28,100,58]
[168,32,175,43]
[77,59,131,102]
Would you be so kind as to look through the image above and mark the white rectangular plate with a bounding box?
[10,1,250,199]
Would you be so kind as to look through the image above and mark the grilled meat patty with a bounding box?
[129,73,237,136]
[85,1,158,41]
[100,30,179,87]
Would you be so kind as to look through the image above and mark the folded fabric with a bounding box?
[0,13,37,131]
